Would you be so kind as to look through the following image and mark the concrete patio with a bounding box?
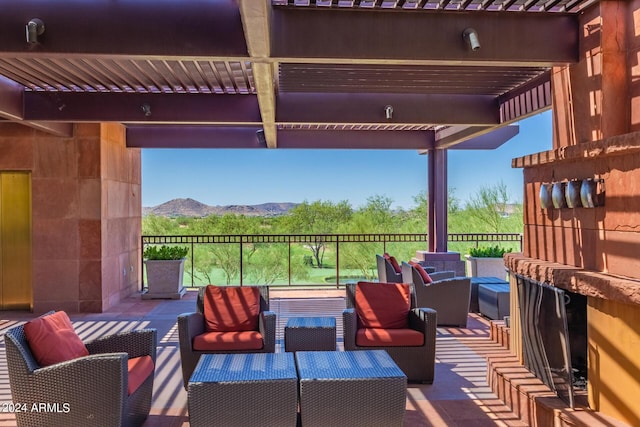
[0,288,524,427]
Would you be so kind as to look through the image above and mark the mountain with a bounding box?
[143,198,298,218]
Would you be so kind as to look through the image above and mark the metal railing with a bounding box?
[141,233,522,289]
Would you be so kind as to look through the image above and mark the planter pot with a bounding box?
[465,255,507,280]
[142,258,187,300]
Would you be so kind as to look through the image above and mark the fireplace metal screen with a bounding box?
[516,274,575,408]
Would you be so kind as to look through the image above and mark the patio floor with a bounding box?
[0,288,526,427]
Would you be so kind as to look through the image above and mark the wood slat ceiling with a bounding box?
[0,58,255,95]
[0,0,596,148]
[279,64,548,96]
[272,0,595,13]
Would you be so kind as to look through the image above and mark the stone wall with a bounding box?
[0,122,141,312]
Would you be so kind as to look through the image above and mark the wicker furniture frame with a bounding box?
[402,262,472,327]
[177,285,276,389]
[343,283,437,383]
[376,254,403,283]
[469,276,509,313]
[284,316,336,352]
[188,353,298,427]
[295,350,406,427]
[478,282,511,320]
[4,312,157,427]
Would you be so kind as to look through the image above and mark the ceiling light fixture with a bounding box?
[463,27,481,51]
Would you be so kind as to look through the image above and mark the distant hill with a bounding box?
[143,198,298,218]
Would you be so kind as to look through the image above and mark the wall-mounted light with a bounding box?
[26,18,45,44]
[384,105,393,120]
[141,104,152,117]
[256,129,266,146]
[463,27,480,51]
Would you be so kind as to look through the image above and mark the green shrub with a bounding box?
[468,245,512,258]
[144,245,188,260]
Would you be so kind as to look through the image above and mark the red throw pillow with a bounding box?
[409,261,433,284]
[23,311,89,367]
[203,286,261,332]
[384,253,401,273]
[355,282,410,329]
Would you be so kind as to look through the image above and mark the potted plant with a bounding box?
[142,245,189,299]
[464,245,512,279]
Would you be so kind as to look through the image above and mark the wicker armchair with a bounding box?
[402,261,471,327]
[178,285,276,389]
[4,313,157,427]
[376,254,403,283]
[343,282,437,383]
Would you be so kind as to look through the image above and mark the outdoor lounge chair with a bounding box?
[402,261,471,327]
[343,281,437,383]
[376,253,403,283]
[177,285,276,389]
[4,311,157,427]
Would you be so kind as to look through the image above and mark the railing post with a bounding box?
[190,240,194,287]
[140,236,145,292]
[239,239,243,286]
[336,240,340,288]
[288,240,291,286]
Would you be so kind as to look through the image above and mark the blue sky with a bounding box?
[141,110,552,210]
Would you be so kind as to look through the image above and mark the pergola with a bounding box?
[0,0,594,251]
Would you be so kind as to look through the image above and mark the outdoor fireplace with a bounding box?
[515,275,587,408]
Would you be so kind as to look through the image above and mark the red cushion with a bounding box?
[127,355,154,396]
[355,282,411,329]
[203,286,261,332]
[409,261,432,284]
[356,328,425,347]
[23,311,89,367]
[192,331,264,351]
[384,253,401,273]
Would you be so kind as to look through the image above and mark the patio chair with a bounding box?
[4,311,157,427]
[177,285,276,389]
[343,281,437,383]
[376,253,403,283]
[402,261,471,327]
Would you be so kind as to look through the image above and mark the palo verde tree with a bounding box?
[283,200,352,268]
[464,181,511,233]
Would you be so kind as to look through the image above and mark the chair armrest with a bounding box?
[428,271,456,281]
[19,353,128,410]
[409,308,437,347]
[342,308,357,350]
[259,310,276,352]
[345,283,357,309]
[177,312,205,351]
[86,328,157,361]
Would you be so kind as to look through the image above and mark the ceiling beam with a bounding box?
[276,129,434,149]
[0,75,23,120]
[0,0,247,58]
[22,93,262,123]
[126,126,265,149]
[271,8,578,66]
[432,124,519,150]
[238,0,278,148]
[0,75,73,136]
[277,93,499,125]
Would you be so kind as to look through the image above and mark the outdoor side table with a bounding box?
[284,316,336,352]
[295,350,407,427]
[478,282,510,320]
[187,353,298,427]
[470,277,509,313]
